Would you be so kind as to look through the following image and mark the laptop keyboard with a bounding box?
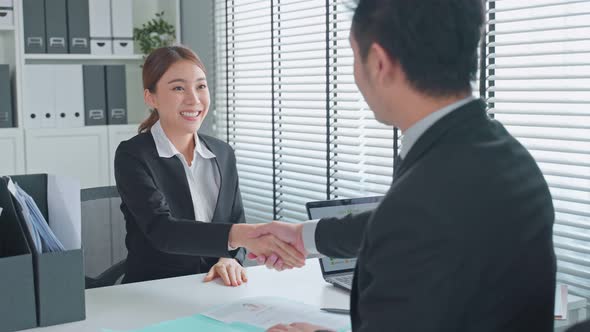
[332,274,353,287]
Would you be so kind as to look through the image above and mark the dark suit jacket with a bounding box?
[316,99,556,331]
[567,320,590,332]
[114,132,245,283]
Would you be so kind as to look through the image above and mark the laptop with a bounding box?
[305,196,383,291]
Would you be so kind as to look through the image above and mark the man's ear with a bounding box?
[367,43,398,86]
[144,89,157,109]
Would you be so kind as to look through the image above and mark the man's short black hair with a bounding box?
[352,0,484,97]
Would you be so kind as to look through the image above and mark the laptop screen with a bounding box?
[306,196,382,274]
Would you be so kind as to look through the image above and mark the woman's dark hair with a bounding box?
[138,45,206,133]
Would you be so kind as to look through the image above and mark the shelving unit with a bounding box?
[24,54,144,61]
[0,0,181,188]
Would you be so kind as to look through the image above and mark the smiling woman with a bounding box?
[110,45,293,287]
[112,45,250,286]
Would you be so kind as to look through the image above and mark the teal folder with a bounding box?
[103,314,261,332]
[103,313,351,332]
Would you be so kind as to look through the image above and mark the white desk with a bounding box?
[18,259,589,331]
[21,259,350,332]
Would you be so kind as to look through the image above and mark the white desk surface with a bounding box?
[21,259,350,332]
[18,259,588,332]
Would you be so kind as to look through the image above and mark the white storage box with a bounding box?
[0,9,13,26]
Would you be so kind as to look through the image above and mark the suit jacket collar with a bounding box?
[396,98,488,179]
[400,96,477,158]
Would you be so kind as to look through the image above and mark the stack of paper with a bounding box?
[6,178,64,253]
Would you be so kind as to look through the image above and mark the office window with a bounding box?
[214,0,274,223]
[485,0,590,300]
[328,1,396,199]
[272,1,328,221]
[214,0,330,223]
[214,0,397,223]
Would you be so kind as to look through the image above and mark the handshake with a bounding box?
[228,222,308,270]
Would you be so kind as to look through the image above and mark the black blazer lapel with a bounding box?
[147,133,195,220]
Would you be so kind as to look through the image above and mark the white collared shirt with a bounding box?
[151,120,220,223]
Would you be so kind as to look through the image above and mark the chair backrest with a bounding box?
[81,186,127,287]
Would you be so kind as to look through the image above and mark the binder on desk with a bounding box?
[83,65,107,125]
[106,65,128,124]
[55,65,85,128]
[7,174,86,327]
[0,64,14,128]
[0,178,38,332]
[45,0,68,54]
[24,65,56,128]
[88,0,112,55]
[67,0,90,54]
[111,0,133,55]
[23,0,46,53]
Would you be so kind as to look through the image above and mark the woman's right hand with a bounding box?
[229,224,306,269]
[243,234,305,269]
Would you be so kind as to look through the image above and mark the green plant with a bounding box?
[133,11,176,56]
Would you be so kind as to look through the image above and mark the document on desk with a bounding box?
[202,296,351,330]
[102,297,351,332]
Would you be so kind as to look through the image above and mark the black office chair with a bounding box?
[81,186,127,289]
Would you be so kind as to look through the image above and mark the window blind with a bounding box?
[272,0,328,222]
[215,0,398,223]
[327,0,396,199]
[485,0,590,300]
[214,0,330,223]
[214,0,275,223]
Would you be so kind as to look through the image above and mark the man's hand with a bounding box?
[246,221,307,270]
[229,224,306,268]
[203,257,247,286]
[267,322,335,332]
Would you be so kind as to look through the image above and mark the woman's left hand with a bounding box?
[203,258,248,287]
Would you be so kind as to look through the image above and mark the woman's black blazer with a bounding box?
[114,131,246,283]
